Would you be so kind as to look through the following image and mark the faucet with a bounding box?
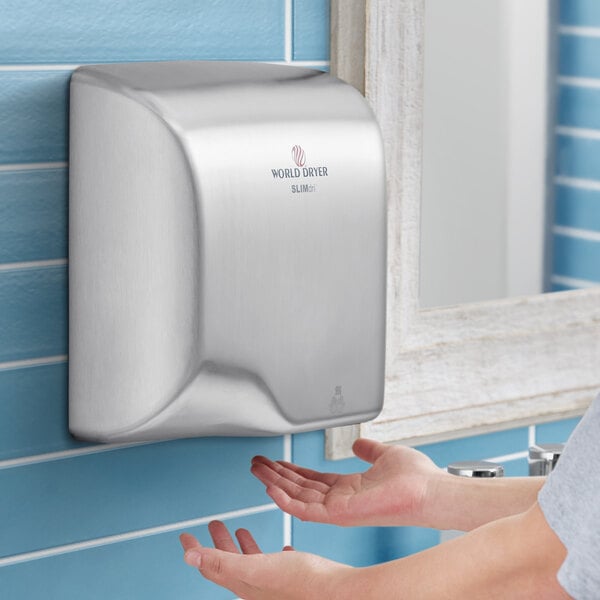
[528,444,564,476]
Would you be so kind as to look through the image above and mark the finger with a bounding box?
[235,528,262,554]
[266,486,334,524]
[352,438,388,464]
[179,532,202,552]
[184,547,255,599]
[251,460,330,495]
[252,462,328,505]
[277,460,340,489]
[208,520,239,553]
[283,545,295,551]
[252,456,339,488]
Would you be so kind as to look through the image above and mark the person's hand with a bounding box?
[180,521,351,600]
[251,438,445,528]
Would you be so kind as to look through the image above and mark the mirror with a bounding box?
[420,0,552,307]
[326,0,600,460]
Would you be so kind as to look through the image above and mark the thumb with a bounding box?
[352,438,387,464]
[185,547,256,597]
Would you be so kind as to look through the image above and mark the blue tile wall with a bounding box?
[0,1,285,64]
[559,35,600,80]
[555,184,600,232]
[0,266,67,362]
[553,233,600,281]
[0,362,83,460]
[293,0,330,61]
[0,72,70,164]
[0,1,593,597]
[556,134,600,181]
[554,1,600,287]
[0,169,68,262]
[0,511,282,600]
[560,0,600,26]
[559,84,600,130]
[1,437,281,558]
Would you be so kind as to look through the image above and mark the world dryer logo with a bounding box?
[291,144,305,167]
[270,145,329,194]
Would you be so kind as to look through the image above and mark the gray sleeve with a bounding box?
[538,393,600,600]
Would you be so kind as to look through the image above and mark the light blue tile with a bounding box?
[0,510,281,600]
[559,34,600,79]
[553,233,600,282]
[0,362,87,460]
[0,71,70,165]
[0,435,282,558]
[0,1,285,64]
[293,0,330,61]
[0,265,67,362]
[536,417,582,445]
[560,0,600,27]
[555,184,600,232]
[293,519,437,566]
[550,282,578,291]
[418,427,529,469]
[0,168,68,262]
[556,134,600,181]
[501,457,528,478]
[558,84,600,130]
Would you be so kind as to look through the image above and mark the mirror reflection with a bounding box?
[419,0,600,308]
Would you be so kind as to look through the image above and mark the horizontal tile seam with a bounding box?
[0,354,67,372]
[0,60,329,72]
[559,25,600,37]
[483,450,528,464]
[558,75,600,89]
[0,258,67,272]
[0,162,67,172]
[553,224,600,242]
[0,503,278,568]
[556,125,600,139]
[555,175,600,190]
[0,441,153,471]
[550,274,600,288]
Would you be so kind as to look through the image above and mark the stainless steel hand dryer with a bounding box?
[68,61,386,442]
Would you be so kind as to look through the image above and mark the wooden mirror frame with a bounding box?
[326,0,600,459]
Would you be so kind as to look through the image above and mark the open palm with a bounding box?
[251,438,444,528]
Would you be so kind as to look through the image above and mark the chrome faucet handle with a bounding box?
[528,443,565,476]
[447,460,505,478]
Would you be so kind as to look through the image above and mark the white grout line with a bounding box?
[282,434,292,548]
[550,274,600,289]
[553,224,600,242]
[483,450,529,464]
[0,62,331,72]
[0,64,79,71]
[284,0,293,63]
[558,75,600,89]
[265,60,330,68]
[0,503,278,568]
[559,25,600,38]
[556,125,600,139]
[0,258,67,272]
[0,161,68,172]
[0,354,67,372]
[0,442,151,471]
[555,175,600,191]
[528,426,536,449]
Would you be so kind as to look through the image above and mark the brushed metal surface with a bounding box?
[69,61,386,441]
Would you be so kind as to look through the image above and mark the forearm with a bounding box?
[421,473,545,531]
[342,502,568,600]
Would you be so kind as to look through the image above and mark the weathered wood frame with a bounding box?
[326,0,600,459]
